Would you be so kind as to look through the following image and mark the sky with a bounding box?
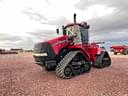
[0,0,128,49]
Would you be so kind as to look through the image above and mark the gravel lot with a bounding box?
[0,52,128,96]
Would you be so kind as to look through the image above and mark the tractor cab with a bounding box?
[63,22,90,44]
[58,14,90,44]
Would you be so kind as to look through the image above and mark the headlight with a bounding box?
[33,53,47,56]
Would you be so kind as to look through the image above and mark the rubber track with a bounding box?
[94,51,111,68]
[55,51,79,78]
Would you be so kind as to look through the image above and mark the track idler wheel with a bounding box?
[64,65,73,78]
[83,62,91,73]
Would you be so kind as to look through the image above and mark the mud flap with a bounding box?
[93,51,111,68]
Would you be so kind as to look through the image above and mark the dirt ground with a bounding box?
[0,52,128,96]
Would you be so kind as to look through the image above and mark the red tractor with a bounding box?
[111,45,128,55]
[33,14,111,79]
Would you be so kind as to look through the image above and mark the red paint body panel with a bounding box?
[48,35,69,54]
[44,35,103,63]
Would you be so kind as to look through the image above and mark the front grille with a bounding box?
[33,42,56,60]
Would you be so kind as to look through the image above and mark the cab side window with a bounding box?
[80,27,89,44]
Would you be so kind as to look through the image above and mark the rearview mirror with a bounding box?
[62,26,66,36]
[56,28,59,34]
[86,25,90,29]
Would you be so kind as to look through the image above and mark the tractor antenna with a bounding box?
[74,13,76,24]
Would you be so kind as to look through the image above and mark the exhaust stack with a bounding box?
[74,13,76,24]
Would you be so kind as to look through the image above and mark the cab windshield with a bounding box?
[64,24,89,44]
[65,25,80,35]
